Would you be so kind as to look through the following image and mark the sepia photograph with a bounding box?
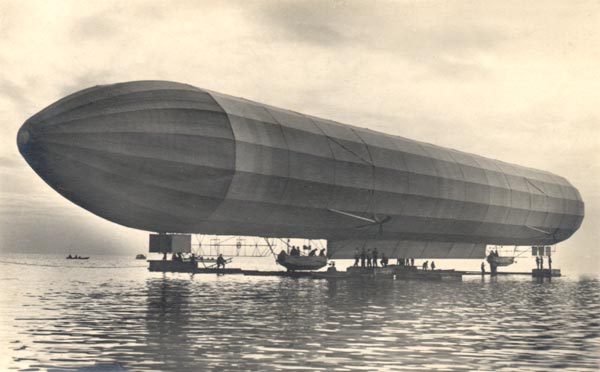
[1,1,599,371]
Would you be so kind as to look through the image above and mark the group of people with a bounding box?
[352,247,393,268]
[535,255,551,270]
[485,250,499,275]
[352,248,423,269]
[421,260,436,270]
[288,245,326,257]
[160,251,228,269]
[397,258,414,267]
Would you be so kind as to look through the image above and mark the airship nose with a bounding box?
[16,81,236,233]
[17,121,39,169]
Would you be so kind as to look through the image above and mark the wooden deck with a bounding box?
[148,260,464,280]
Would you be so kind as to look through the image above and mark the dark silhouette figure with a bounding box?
[540,256,544,270]
[422,261,429,270]
[431,261,436,271]
[481,262,485,275]
[381,254,387,267]
[372,248,379,267]
[486,252,498,276]
[548,255,552,271]
[216,254,226,269]
[535,256,540,269]
[277,250,287,263]
[360,248,366,268]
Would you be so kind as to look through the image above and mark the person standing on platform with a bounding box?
[540,256,544,270]
[361,248,366,268]
[535,256,540,269]
[422,261,429,270]
[548,255,552,271]
[481,262,486,275]
[431,261,436,271]
[216,254,226,270]
[366,249,372,267]
[372,248,379,267]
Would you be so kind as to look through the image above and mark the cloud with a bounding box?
[0,155,25,170]
[252,1,504,77]
[71,12,121,41]
[0,77,36,115]
[254,1,350,46]
[0,1,597,270]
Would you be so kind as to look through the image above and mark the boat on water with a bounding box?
[135,254,147,260]
[66,255,89,260]
[276,253,327,271]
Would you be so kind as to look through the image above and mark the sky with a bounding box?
[0,0,598,274]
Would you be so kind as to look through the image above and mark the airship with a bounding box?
[17,81,584,259]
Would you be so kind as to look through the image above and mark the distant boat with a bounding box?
[135,254,147,260]
[66,256,89,260]
[276,254,327,271]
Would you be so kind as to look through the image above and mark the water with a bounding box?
[1,254,599,371]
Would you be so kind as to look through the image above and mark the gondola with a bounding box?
[487,255,514,267]
[276,253,327,271]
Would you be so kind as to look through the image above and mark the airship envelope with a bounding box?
[17,81,584,258]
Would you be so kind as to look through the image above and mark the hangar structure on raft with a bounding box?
[17,80,584,265]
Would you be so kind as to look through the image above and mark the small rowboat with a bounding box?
[66,256,89,260]
[276,254,327,271]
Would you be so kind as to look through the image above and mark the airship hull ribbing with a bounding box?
[17,81,584,257]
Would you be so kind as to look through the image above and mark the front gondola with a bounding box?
[276,252,327,271]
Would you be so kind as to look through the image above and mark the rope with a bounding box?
[0,260,144,269]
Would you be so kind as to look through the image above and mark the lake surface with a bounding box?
[0,254,598,371]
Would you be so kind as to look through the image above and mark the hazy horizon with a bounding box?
[1,1,598,275]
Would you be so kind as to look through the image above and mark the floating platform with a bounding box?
[463,271,531,276]
[532,268,561,277]
[148,260,462,281]
[344,266,463,281]
[243,270,313,278]
[148,260,242,274]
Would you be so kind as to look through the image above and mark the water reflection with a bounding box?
[3,262,599,371]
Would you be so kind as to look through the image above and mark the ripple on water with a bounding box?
[0,259,599,371]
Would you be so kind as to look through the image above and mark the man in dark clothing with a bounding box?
[216,254,226,269]
[372,248,379,267]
